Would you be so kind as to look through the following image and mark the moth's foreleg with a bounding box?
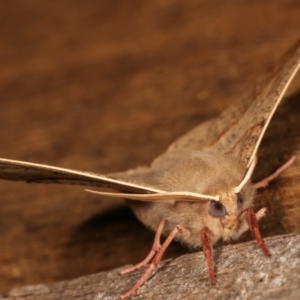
[253,156,295,189]
[120,219,166,275]
[120,223,186,299]
[237,207,267,236]
[242,208,271,256]
[201,227,216,285]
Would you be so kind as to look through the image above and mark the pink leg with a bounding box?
[237,207,267,236]
[253,156,295,189]
[201,227,215,285]
[120,219,166,275]
[120,225,184,300]
[242,208,271,256]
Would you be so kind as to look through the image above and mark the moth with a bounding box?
[0,40,300,299]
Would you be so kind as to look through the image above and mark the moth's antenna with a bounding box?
[234,157,257,193]
[85,189,220,202]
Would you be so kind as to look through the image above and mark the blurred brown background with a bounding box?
[1,0,300,293]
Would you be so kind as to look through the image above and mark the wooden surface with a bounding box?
[0,0,300,297]
[2,234,300,300]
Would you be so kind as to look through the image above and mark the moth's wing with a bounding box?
[151,40,300,170]
[0,158,216,202]
[0,158,162,194]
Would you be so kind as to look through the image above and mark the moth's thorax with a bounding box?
[156,151,248,196]
[128,150,256,249]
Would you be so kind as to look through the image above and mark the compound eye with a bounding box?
[236,192,243,209]
[209,201,227,217]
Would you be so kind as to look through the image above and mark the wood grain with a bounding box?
[0,0,300,296]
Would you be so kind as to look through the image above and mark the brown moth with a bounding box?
[0,40,300,299]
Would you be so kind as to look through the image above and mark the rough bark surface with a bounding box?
[0,1,300,299]
[2,234,300,300]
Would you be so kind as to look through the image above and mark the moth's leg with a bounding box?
[242,208,271,256]
[253,156,295,189]
[120,219,166,275]
[237,207,266,236]
[120,224,185,300]
[201,227,215,285]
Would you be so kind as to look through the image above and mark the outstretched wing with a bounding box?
[151,40,300,171]
[0,158,161,194]
[0,157,220,202]
[0,158,216,202]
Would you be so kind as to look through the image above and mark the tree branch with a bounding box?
[3,234,300,300]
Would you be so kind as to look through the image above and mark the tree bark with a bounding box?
[2,234,300,300]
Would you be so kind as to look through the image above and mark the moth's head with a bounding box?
[206,154,257,233]
[208,180,255,232]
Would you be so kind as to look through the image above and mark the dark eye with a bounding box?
[209,201,226,217]
[236,192,243,209]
